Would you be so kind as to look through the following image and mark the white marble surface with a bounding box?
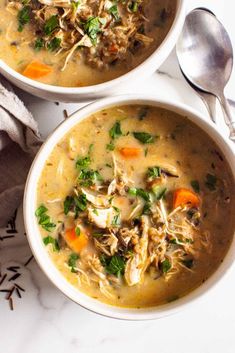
[0,1,235,352]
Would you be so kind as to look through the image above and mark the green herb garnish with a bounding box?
[47,37,61,51]
[68,253,79,272]
[43,236,60,252]
[101,255,126,276]
[35,204,56,232]
[112,214,121,227]
[44,15,59,35]
[71,0,80,11]
[18,6,30,32]
[128,187,151,202]
[92,208,99,216]
[142,202,151,215]
[148,166,161,179]
[64,196,74,215]
[133,132,155,144]
[76,156,91,169]
[109,4,120,21]
[129,1,139,12]
[75,226,81,236]
[63,194,87,217]
[106,142,115,151]
[84,16,103,44]
[109,121,122,139]
[160,259,171,273]
[34,38,44,51]
[78,169,103,186]
[35,204,48,217]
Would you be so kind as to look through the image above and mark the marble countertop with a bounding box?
[0,1,235,352]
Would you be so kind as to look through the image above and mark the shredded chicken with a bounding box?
[12,0,154,70]
[88,206,115,229]
[124,216,149,286]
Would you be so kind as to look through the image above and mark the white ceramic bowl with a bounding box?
[24,95,235,320]
[0,0,186,102]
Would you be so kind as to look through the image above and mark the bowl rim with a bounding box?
[23,94,235,320]
[0,0,185,95]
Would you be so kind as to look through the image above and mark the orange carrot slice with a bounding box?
[22,60,52,79]
[65,228,88,253]
[173,188,200,209]
[109,44,118,53]
[119,147,141,158]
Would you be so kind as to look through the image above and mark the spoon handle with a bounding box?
[196,91,217,123]
[218,92,235,141]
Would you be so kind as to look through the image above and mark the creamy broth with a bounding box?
[0,0,176,87]
[36,105,234,308]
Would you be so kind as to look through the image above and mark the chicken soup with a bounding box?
[36,105,235,308]
[0,0,176,87]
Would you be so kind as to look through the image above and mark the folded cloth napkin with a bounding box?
[0,76,42,227]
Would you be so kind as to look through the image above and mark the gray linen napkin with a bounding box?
[0,76,42,227]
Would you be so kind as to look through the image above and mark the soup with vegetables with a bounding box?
[0,0,176,87]
[36,105,234,308]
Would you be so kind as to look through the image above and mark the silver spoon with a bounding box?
[177,8,217,123]
[176,8,235,141]
[180,68,217,123]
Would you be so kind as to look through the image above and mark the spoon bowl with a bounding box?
[176,9,235,140]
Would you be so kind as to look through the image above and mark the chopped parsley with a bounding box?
[35,204,56,232]
[128,187,151,202]
[43,236,60,252]
[76,144,93,169]
[64,196,74,215]
[75,226,81,236]
[84,16,104,45]
[71,0,81,11]
[160,259,171,273]
[106,142,115,151]
[44,15,59,35]
[142,202,152,215]
[75,146,102,186]
[47,37,61,51]
[109,121,123,139]
[101,255,126,276]
[92,208,99,216]
[76,156,91,169]
[63,194,87,217]
[34,38,44,51]
[112,206,121,227]
[35,204,48,217]
[18,6,30,32]
[148,166,161,179]
[109,4,120,21]
[78,169,103,187]
[133,131,155,144]
[68,253,79,272]
[129,1,139,12]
